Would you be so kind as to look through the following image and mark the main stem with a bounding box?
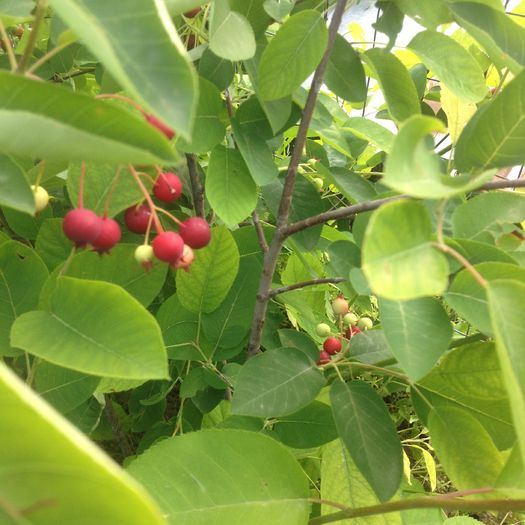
[247,0,349,357]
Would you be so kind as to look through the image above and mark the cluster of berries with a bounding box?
[316,296,373,366]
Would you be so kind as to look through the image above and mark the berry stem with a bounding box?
[16,0,47,74]
[34,160,46,188]
[95,93,145,113]
[103,165,122,217]
[153,206,183,227]
[144,211,154,245]
[137,171,158,186]
[78,161,86,208]
[0,19,17,71]
[128,165,163,232]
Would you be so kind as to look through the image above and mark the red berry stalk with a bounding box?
[128,165,163,233]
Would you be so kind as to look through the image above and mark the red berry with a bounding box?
[184,7,202,17]
[144,113,175,140]
[152,232,184,263]
[92,217,121,253]
[344,326,361,340]
[179,217,211,249]
[323,337,342,355]
[153,172,183,203]
[124,204,152,234]
[63,208,101,247]
[317,351,331,365]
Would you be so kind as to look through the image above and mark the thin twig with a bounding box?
[434,242,488,288]
[17,0,47,74]
[26,41,72,75]
[247,0,349,357]
[269,277,345,297]
[252,211,269,253]
[0,19,17,71]
[186,154,205,217]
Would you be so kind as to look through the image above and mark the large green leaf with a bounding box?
[232,347,325,417]
[230,0,273,37]
[350,330,394,365]
[330,380,403,502]
[455,69,525,171]
[0,155,35,214]
[408,30,487,102]
[321,440,403,524]
[0,362,166,525]
[428,406,504,489]
[11,277,168,380]
[384,115,493,198]
[0,72,174,164]
[362,200,449,300]
[49,0,198,139]
[35,219,73,270]
[258,10,328,100]
[0,241,48,357]
[178,77,227,153]
[0,0,34,24]
[67,163,149,218]
[176,226,240,314]
[416,342,515,451]
[342,117,395,154]
[127,429,309,525]
[206,146,257,227]
[445,262,525,337]
[450,2,525,74]
[379,297,452,382]
[325,34,367,104]
[452,191,525,240]
[362,48,421,123]
[487,279,525,466]
[209,0,256,60]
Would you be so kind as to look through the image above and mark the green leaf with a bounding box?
[232,347,325,417]
[67,163,149,218]
[487,279,525,466]
[417,342,515,451]
[0,155,35,214]
[231,117,279,186]
[342,117,395,154]
[350,330,394,365]
[2,205,53,241]
[33,361,99,415]
[330,380,403,502]
[0,0,34,24]
[0,72,174,164]
[0,241,49,357]
[258,10,328,100]
[272,401,338,449]
[278,329,320,362]
[178,77,227,153]
[455,69,525,171]
[209,0,256,60]
[452,191,525,240]
[325,34,367,104]
[362,200,449,300]
[428,406,504,489]
[11,277,168,380]
[206,146,257,227]
[127,429,309,525]
[379,297,452,382]
[198,48,234,91]
[384,115,493,199]
[35,219,72,270]
[445,262,525,337]
[49,0,198,139]
[321,440,403,524]
[176,226,240,313]
[362,48,421,123]
[440,84,477,143]
[230,0,273,37]
[0,362,166,525]
[450,2,525,74]
[408,30,487,102]
[393,0,452,29]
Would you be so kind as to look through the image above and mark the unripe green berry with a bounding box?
[343,312,359,326]
[332,297,349,316]
[31,185,49,213]
[358,316,373,330]
[307,158,318,167]
[316,323,331,337]
[312,177,323,191]
[134,244,154,264]
[297,165,307,174]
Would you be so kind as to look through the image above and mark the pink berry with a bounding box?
[152,231,184,263]
[144,113,175,140]
[317,351,331,365]
[179,217,211,249]
[153,172,183,203]
[124,204,152,234]
[323,337,342,355]
[92,217,121,253]
[63,208,101,247]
